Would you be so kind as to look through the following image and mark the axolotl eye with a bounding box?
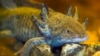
[67,30,72,34]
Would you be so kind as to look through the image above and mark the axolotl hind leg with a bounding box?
[14,37,47,56]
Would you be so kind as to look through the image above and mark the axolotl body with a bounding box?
[13,4,88,56]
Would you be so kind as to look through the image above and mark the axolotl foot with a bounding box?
[14,37,47,56]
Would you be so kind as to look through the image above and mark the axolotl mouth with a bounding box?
[47,36,88,47]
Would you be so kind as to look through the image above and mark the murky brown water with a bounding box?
[0,37,17,56]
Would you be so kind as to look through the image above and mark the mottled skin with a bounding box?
[0,7,41,42]
[0,2,88,56]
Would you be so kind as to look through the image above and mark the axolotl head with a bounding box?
[33,4,88,47]
[47,12,88,44]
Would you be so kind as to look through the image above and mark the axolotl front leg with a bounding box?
[14,37,48,56]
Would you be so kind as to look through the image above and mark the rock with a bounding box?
[30,44,53,56]
[30,43,100,56]
[61,44,88,56]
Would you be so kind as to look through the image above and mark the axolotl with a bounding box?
[0,0,88,56]
[13,4,88,56]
